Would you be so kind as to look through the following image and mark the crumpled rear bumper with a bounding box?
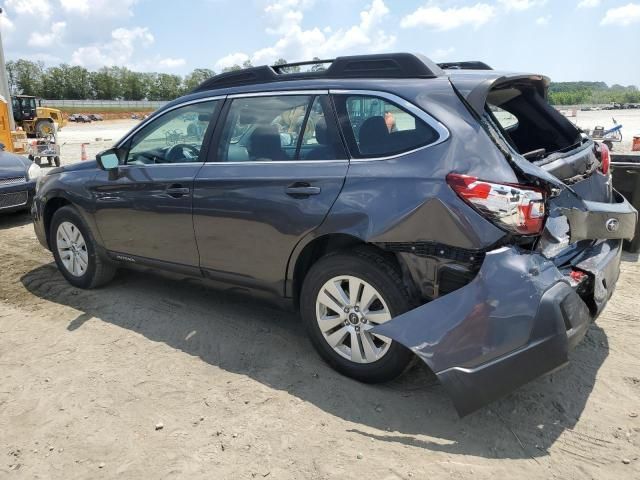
[372,240,623,417]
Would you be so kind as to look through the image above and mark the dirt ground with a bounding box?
[1,209,639,479]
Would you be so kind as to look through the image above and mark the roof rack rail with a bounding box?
[437,61,493,71]
[193,53,444,92]
[272,58,333,73]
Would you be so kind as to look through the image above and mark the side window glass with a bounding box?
[217,95,311,162]
[490,105,519,130]
[334,94,440,158]
[127,100,219,165]
[300,96,347,161]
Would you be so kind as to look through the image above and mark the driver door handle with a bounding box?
[166,185,190,197]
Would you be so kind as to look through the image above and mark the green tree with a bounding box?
[148,73,182,100]
[183,68,215,92]
[40,66,66,99]
[310,57,327,72]
[6,59,44,96]
[63,65,92,99]
[120,69,147,100]
[273,58,300,73]
[90,67,121,100]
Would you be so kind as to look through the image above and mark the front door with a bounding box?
[193,93,349,295]
[92,98,223,267]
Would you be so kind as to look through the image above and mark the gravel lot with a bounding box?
[1,113,639,479]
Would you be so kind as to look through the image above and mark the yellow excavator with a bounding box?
[11,95,65,138]
[1,94,60,166]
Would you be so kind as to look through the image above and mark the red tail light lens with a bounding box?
[447,173,546,235]
[599,142,610,175]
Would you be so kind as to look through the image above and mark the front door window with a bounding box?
[126,100,221,165]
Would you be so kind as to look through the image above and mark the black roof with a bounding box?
[193,53,446,93]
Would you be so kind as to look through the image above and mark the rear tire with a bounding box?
[300,248,413,383]
[50,205,116,289]
[35,120,54,138]
[54,156,61,167]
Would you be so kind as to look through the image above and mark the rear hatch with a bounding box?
[449,72,636,262]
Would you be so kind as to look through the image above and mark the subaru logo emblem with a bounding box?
[605,218,619,233]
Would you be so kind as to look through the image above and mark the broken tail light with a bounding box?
[447,173,546,235]
[599,142,610,175]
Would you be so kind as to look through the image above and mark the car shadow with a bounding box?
[21,263,609,460]
[0,210,32,229]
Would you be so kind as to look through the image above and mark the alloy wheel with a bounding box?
[56,221,89,277]
[315,275,393,364]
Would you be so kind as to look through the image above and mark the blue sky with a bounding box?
[1,0,639,85]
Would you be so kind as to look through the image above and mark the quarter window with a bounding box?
[334,94,440,158]
[126,100,220,165]
[215,95,346,162]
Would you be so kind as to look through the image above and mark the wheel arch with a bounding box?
[288,232,406,309]
[43,196,71,248]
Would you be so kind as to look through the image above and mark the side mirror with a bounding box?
[96,148,120,170]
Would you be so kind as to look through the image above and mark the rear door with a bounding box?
[192,92,349,296]
[92,98,223,267]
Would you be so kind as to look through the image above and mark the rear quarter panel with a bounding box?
[287,78,514,287]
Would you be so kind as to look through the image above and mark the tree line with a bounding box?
[5,58,326,102]
[11,59,635,105]
[6,59,215,101]
[548,81,640,105]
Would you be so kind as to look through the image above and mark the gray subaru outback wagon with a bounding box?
[32,53,637,415]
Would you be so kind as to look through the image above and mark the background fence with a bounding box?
[39,99,168,109]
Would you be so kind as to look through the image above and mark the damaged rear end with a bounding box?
[373,72,638,416]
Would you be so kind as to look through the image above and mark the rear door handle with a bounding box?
[285,183,321,197]
[166,185,190,197]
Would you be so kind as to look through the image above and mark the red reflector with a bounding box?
[570,270,586,282]
[599,143,610,175]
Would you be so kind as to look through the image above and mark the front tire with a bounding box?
[300,248,413,383]
[35,120,54,138]
[50,205,116,289]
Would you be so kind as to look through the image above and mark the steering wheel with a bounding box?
[166,143,200,162]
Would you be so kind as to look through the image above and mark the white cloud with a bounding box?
[59,0,90,14]
[28,21,66,47]
[59,0,138,18]
[216,0,395,69]
[536,15,551,25]
[601,3,640,25]
[577,0,601,7]
[70,26,154,69]
[498,0,547,11]
[429,47,455,61]
[214,52,251,70]
[4,0,52,18]
[158,57,187,69]
[0,13,15,33]
[401,3,495,31]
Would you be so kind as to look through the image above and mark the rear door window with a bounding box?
[215,95,346,162]
[333,94,440,158]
